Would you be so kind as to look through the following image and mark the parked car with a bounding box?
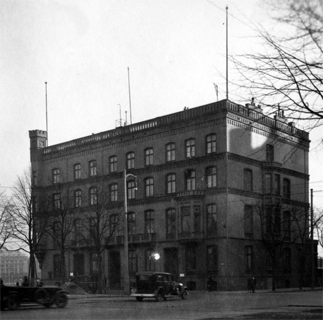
[0,279,68,311]
[130,271,188,302]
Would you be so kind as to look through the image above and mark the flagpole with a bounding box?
[226,6,229,101]
[45,82,48,146]
[127,67,132,125]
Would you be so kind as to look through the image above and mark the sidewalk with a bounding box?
[67,287,322,300]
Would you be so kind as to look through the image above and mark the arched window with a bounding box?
[74,163,81,180]
[89,160,97,176]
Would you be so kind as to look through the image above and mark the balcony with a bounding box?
[107,233,156,246]
[178,231,204,243]
[176,190,205,200]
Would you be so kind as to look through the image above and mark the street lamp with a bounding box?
[124,169,137,295]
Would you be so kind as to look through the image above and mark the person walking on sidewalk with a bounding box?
[251,277,257,293]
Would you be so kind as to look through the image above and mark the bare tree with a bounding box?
[232,0,323,128]
[80,176,122,294]
[0,191,15,250]
[313,207,323,250]
[10,170,48,285]
[45,183,75,285]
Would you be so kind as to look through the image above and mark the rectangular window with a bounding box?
[145,210,155,234]
[274,174,280,196]
[206,134,216,154]
[245,246,254,273]
[206,167,217,188]
[207,204,217,236]
[53,169,60,184]
[185,246,197,272]
[265,173,272,194]
[266,144,274,162]
[126,152,135,169]
[109,214,119,235]
[74,164,81,180]
[110,183,118,202]
[90,253,98,274]
[109,156,117,173]
[244,169,253,191]
[128,212,136,235]
[145,249,156,271]
[166,143,175,162]
[206,245,218,271]
[89,160,97,177]
[181,206,190,233]
[53,193,61,209]
[166,174,176,194]
[145,148,153,166]
[145,177,154,197]
[129,250,138,273]
[283,211,291,241]
[193,205,201,232]
[244,205,253,238]
[127,180,136,200]
[185,170,196,191]
[283,179,291,199]
[166,209,176,239]
[74,190,82,208]
[185,139,195,158]
[90,187,98,205]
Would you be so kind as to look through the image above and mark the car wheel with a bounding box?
[7,294,20,310]
[155,291,164,302]
[181,290,188,300]
[34,288,49,305]
[136,297,143,302]
[56,293,68,308]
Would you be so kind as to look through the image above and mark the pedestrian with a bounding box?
[251,277,257,293]
[16,281,19,286]
[247,277,252,293]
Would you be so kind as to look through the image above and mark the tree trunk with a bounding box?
[272,254,276,291]
[97,255,103,294]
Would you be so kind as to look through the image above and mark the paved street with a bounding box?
[1,289,322,320]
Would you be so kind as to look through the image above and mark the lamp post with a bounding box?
[123,169,137,295]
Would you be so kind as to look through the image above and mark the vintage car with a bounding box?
[130,271,188,301]
[0,280,68,310]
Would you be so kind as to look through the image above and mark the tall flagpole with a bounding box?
[226,6,229,101]
[127,67,132,125]
[45,82,48,146]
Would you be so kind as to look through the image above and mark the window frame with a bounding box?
[144,210,155,234]
[145,177,154,197]
[144,148,154,166]
[109,183,118,202]
[185,138,196,158]
[166,143,176,162]
[74,189,82,208]
[206,134,217,154]
[166,173,176,194]
[244,169,253,192]
[89,160,97,177]
[185,169,196,191]
[126,152,135,169]
[74,163,81,180]
[89,187,98,206]
[52,168,60,184]
[109,155,117,173]
[206,166,217,188]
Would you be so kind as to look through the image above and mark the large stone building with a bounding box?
[0,249,29,285]
[30,99,315,291]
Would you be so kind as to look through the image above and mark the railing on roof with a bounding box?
[41,100,308,155]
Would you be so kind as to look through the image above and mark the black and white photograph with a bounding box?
[0,0,322,319]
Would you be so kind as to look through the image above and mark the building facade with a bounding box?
[30,99,314,291]
[0,249,29,285]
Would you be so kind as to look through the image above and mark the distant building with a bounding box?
[30,99,316,290]
[0,249,29,285]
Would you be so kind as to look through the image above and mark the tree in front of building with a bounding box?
[45,182,75,285]
[0,191,15,250]
[232,0,323,128]
[313,207,323,251]
[79,176,122,294]
[9,170,48,285]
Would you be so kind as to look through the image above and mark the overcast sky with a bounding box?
[1,0,322,207]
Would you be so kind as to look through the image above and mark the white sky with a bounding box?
[1,0,322,208]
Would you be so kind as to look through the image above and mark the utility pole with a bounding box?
[311,189,314,289]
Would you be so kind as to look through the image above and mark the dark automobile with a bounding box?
[130,271,188,301]
[0,280,68,311]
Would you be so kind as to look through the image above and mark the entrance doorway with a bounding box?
[164,248,178,276]
[108,251,121,289]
